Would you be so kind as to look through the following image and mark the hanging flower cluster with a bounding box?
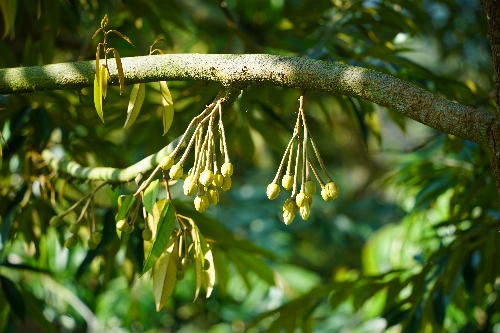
[266,95,340,225]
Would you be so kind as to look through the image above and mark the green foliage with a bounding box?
[0,0,498,332]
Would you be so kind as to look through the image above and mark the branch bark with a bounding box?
[0,54,494,147]
[480,0,500,198]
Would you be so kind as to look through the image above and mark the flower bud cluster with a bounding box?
[267,95,340,225]
[155,99,232,213]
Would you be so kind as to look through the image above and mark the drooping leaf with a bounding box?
[212,250,229,297]
[91,27,102,39]
[100,64,107,99]
[93,74,103,122]
[95,45,100,84]
[159,81,174,135]
[123,83,145,130]
[188,220,204,301]
[153,236,178,311]
[200,235,215,297]
[115,194,135,222]
[0,0,16,39]
[108,29,134,46]
[143,179,159,216]
[230,249,275,285]
[112,49,124,95]
[21,290,58,333]
[142,199,176,275]
[0,275,25,319]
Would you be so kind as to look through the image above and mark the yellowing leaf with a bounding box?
[100,65,108,99]
[93,74,104,122]
[112,49,125,95]
[108,29,134,46]
[188,220,204,301]
[91,27,102,39]
[153,237,178,311]
[95,45,100,84]
[123,83,145,130]
[159,81,174,135]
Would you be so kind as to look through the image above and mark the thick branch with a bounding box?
[41,87,241,181]
[0,54,494,146]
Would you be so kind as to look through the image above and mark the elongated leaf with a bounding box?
[153,237,178,311]
[116,194,135,222]
[188,221,204,301]
[230,250,275,285]
[108,30,134,46]
[91,27,102,39]
[143,179,159,216]
[212,250,229,296]
[159,81,174,135]
[0,276,25,319]
[0,0,16,39]
[100,65,107,99]
[93,74,103,122]
[95,45,100,84]
[123,83,145,130]
[200,236,215,297]
[113,49,124,95]
[142,200,176,275]
[0,143,2,169]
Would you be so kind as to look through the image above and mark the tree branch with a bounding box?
[0,54,494,146]
[40,87,241,182]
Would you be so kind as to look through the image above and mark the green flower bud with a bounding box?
[283,198,298,225]
[123,224,135,234]
[64,235,78,249]
[212,173,224,187]
[182,257,192,268]
[88,239,97,250]
[91,231,102,245]
[69,223,80,234]
[169,163,183,180]
[183,175,198,196]
[322,181,339,201]
[49,215,62,227]
[206,187,220,205]
[304,180,316,197]
[295,192,309,207]
[116,219,127,231]
[176,270,185,280]
[281,174,293,190]
[199,169,214,187]
[160,155,174,170]
[221,176,231,191]
[300,203,311,220]
[266,183,280,200]
[194,195,209,213]
[221,162,233,177]
[142,229,153,241]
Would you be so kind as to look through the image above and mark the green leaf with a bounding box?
[143,179,159,216]
[115,194,136,222]
[141,200,176,275]
[159,81,174,135]
[0,275,25,319]
[230,250,275,285]
[93,74,104,122]
[212,249,229,297]
[189,222,204,301]
[153,236,178,311]
[112,49,124,95]
[100,64,107,99]
[21,290,58,333]
[200,235,215,297]
[123,83,145,130]
[0,0,16,39]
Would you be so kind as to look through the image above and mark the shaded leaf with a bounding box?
[153,236,178,311]
[0,275,25,319]
[123,83,145,130]
[143,179,159,216]
[116,194,135,222]
[112,49,124,95]
[142,200,176,275]
[21,290,58,333]
[108,29,134,46]
[230,250,274,285]
[91,27,102,39]
[93,74,103,122]
[159,81,174,135]
[212,249,229,297]
[0,0,16,39]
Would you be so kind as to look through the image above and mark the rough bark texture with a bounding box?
[0,54,493,147]
[481,0,500,199]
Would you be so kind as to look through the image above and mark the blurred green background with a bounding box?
[0,0,498,332]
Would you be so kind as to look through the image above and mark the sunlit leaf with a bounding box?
[115,194,135,222]
[93,74,103,122]
[123,83,145,130]
[142,199,176,275]
[112,49,125,95]
[91,27,102,39]
[188,220,204,301]
[143,179,159,216]
[100,64,108,99]
[95,45,100,84]
[159,81,174,135]
[200,236,215,297]
[153,236,178,311]
[108,29,134,46]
